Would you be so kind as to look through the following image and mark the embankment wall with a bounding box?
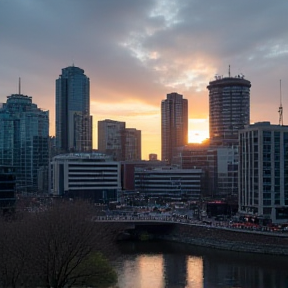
[155,223,288,256]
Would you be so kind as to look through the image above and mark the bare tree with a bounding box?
[0,214,34,288]
[0,200,117,288]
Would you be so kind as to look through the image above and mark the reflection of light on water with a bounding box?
[117,255,164,288]
[187,256,204,288]
[139,255,164,288]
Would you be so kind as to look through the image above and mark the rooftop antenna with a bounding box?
[18,77,21,94]
[228,65,231,77]
[279,79,283,126]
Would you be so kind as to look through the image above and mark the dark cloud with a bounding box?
[1,0,288,132]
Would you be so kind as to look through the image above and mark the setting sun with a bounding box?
[188,119,209,143]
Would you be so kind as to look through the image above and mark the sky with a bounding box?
[1,0,288,159]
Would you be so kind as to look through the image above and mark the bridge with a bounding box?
[93,215,288,256]
[93,214,288,236]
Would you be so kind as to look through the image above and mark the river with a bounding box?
[111,240,288,288]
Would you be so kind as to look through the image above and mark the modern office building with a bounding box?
[0,165,16,213]
[0,94,49,193]
[161,92,188,164]
[98,119,125,161]
[174,143,217,197]
[174,143,238,198]
[56,65,92,153]
[121,159,168,191]
[124,128,141,161]
[98,119,141,161]
[134,167,202,201]
[239,122,288,223]
[216,146,239,197]
[207,73,251,147]
[50,153,121,203]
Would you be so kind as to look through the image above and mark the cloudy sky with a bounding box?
[1,0,288,159]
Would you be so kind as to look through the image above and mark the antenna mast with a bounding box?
[228,65,231,77]
[18,77,21,94]
[279,79,283,126]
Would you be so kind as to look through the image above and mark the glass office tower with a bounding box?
[0,94,49,193]
[56,66,92,153]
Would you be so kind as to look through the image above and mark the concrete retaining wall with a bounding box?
[155,223,288,256]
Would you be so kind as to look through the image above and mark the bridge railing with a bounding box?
[93,215,288,236]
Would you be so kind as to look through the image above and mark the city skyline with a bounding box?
[1,1,288,159]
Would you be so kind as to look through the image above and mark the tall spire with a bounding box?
[228,65,231,77]
[18,77,21,94]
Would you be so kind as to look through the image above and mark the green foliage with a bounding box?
[139,231,152,241]
[75,252,117,287]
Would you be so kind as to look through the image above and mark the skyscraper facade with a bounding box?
[161,92,188,164]
[239,122,288,223]
[207,74,251,147]
[0,94,49,192]
[98,119,126,161]
[98,119,142,161]
[56,66,92,153]
[124,128,141,161]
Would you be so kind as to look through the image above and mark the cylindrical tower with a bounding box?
[207,75,251,146]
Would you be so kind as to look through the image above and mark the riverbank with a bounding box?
[96,216,288,255]
[154,222,288,256]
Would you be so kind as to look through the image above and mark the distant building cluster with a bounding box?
[1,65,288,224]
[98,119,141,161]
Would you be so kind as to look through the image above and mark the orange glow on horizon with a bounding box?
[188,118,209,144]
[188,130,209,143]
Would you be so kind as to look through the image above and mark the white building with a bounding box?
[50,153,121,203]
[135,167,202,201]
[239,122,288,223]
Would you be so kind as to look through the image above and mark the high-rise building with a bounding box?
[98,119,141,161]
[56,65,92,153]
[124,128,141,161]
[161,92,188,164]
[207,74,251,147]
[239,122,288,223]
[98,119,126,161]
[0,94,49,193]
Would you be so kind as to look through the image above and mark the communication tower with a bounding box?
[279,80,283,126]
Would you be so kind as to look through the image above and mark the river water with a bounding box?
[111,240,288,288]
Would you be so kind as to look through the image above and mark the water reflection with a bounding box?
[113,241,288,288]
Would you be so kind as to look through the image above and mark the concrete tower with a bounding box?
[161,92,188,164]
[207,72,251,147]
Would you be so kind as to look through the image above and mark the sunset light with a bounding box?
[1,1,288,287]
[188,119,209,143]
